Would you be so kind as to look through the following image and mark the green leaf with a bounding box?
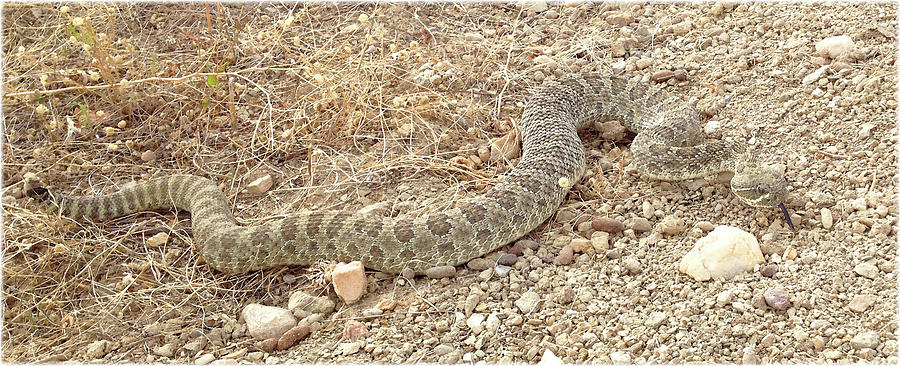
[201,97,210,108]
[33,93,47,104]
[206,75,219,87]
[78,104,92,127]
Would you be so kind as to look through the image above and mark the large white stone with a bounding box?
[815,35,856,59]
[241,304,297,340]
[679,226,764,281]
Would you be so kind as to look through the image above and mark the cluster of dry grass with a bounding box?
[2,3,545,361]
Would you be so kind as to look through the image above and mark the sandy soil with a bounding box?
[2,2,897,363]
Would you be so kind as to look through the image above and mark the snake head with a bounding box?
[730,158,790,209]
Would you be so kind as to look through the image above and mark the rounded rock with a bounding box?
[592,217,625,233]
[498,253,518,266]
[760,264,779,277]
[277,324,310,350]
[763,288,791,310]
[425,265,457,279]
[467,258,492,271]
[556,245,574,265]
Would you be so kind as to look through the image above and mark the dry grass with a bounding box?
[1,2,602,362]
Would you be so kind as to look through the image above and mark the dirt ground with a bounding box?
[2,2,897,364]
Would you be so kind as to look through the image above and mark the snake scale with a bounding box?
[30,74,790,274]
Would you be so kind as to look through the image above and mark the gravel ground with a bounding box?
[2,2,896,364]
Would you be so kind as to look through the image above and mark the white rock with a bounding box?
[802,65,829,85]
[679,226,764,281]
[332,261,366,304]
[854,262,880,279]
[644,311,667,328]
[246,174,273,194]
[716,290,734,306]
[850,331,880,350]
[466,313,485,334]
[241,304,297,340]
[610,351,632,364]
[848,294,877,312]
[515,291,541,313]
[537,349,562,366]
[815,35,856,59]
[703,120,721,134]
[338,341,362,355]
[485,313,501,334]
[820,208,833,229]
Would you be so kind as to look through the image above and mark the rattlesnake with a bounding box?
[29,74,790,274]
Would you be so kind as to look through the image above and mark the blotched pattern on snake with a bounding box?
[31,74,789,273]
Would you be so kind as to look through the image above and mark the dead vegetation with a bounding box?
[2,3,575,361]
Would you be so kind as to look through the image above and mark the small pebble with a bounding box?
[425,265,457,279]
[498,253,518,266]
[277,324,310,351]
[716,290,734,306]
[848,294,877,312]
[246,174,273,195]
[362,308,383,318]
[555,245,574,265]
[519,239,540,250]
[146,232,168,248]
[466,313,485,334]
[467,258,492,271]
[760,264,779,277]
[820,208,834,229]
[606,12,634,26]
[751,293,769,310]
[400,268,415,279]
[622,258,642,274]
[140,150,156,162]
[854,262,879,279]
[590,231,610,251]
[630,217,652,232]
[332,261,366,304]
[153,343,176,358]
[254,338,278,353]
[515,291,541,313]
[657,215,686,235]
[570,238,592,253]
[695,221,715,232]
[85,340,108,360]
[605,248,622,259]
[342,320,369,341]
[763,288,792,310]
[375,298,397,312]
[850,331,880,350]
[592,217,625,233]
[494,265,511,277]
[644,311,666,328]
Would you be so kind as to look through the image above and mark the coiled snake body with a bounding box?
[32,75,789,274]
